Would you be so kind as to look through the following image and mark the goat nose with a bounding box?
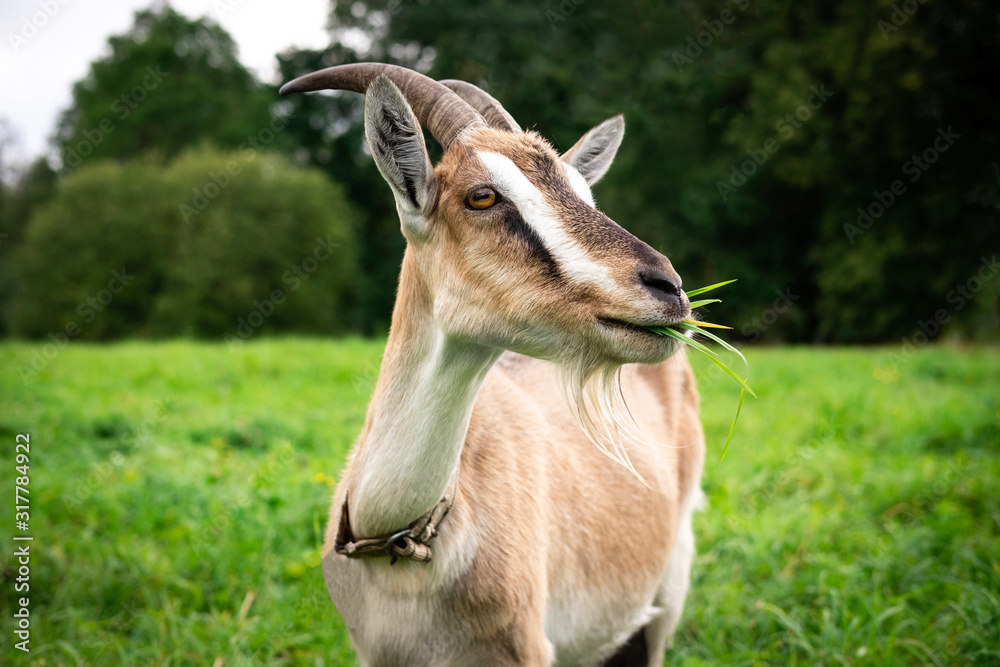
[639,267,683,305]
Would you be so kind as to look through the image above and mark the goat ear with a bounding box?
[561,114,625,186]
[364,75,437,237]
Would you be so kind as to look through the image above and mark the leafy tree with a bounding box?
[0,156,58,335]
[55,5,279,171]
[153,148,359,338]
[10,158,171,340]
[2,157,57,245]
[10,150,359,340]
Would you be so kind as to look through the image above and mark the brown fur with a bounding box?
[323,350,704,665]
[319,123,705,666]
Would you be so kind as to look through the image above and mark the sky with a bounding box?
[0,0,330,169]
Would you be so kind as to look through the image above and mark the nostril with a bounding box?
[640,269,682,300]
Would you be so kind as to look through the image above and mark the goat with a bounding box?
[280,63,705,666]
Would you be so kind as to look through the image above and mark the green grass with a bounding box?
[1,340,998,666]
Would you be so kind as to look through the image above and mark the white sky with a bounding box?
[0,0,330,168]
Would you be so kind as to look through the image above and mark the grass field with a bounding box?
[1,340,998,666]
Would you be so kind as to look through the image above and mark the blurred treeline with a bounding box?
[1,0,998,342]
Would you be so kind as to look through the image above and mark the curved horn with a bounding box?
[279,63,486,148]
[438,79,521,133]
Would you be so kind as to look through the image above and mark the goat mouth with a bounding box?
[597,317,671,337]
[595,317,685,363]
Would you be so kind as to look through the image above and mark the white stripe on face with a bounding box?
[477,151,620,292]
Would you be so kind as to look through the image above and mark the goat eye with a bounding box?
[466,187,497,210]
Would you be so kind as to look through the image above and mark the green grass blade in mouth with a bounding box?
[685,279,737,297]
[703,353,756,398]
[648,325,718,357]
[720,387,746,462]
[647,278,753,460]
[677,322,756,398]
[688,298,722,309]
[675,321,751,379]
[682,319,731,329]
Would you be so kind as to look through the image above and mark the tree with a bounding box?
[154,148,360,338]
[0,155,58,336]
[55,5,279,172]
[10,149,359,340]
